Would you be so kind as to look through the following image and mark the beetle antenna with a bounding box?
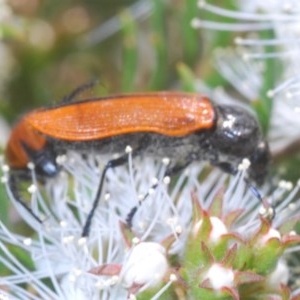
[244,177,275,221]
[61,79,100,104]
[246,179,263,202]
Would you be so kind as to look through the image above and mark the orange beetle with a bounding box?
[5,91,270,236]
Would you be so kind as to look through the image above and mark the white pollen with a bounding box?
[175,225,182,234]
[27,184,37,194]
[132,237,140,245]
[23,238,32,246]
[60,221,68,228]
[148,188,155,195]
[56,155,67,164]
[62,236,75,244]
[163,176,171,185]
[151,177,158,185]
[104,193,110,201]
[1,176,8,183]
[238,158,251,170]
[267,90,275,98]
[162,157,170,165]
[1,164,9,172]
[77,237,87,246]
[27,162,35,170]
[125,145,132,153]
[169,273,177,282]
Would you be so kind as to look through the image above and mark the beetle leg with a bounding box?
[8,174,43,223]
[211,161,237,176]
[213,161,273,219]
[126,160,192,228]
[81,154,132,237]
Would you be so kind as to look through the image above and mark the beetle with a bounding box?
[5,91,270,237]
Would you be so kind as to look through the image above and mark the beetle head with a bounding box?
[21,141,60,179]
[209,105,270,185]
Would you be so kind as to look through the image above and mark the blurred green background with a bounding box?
[1,0,203,121]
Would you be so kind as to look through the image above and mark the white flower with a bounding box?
[120,242,169,290]
[1,144,300,298]
[267,259,289,288]
[203,264,234,290]
[193,217,228,243]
